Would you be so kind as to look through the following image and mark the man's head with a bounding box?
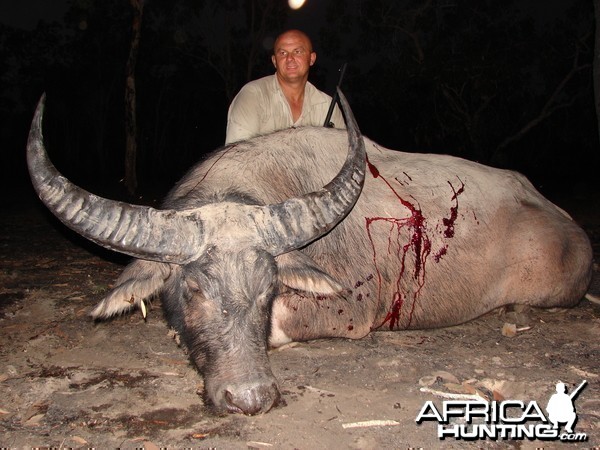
[271,29,316,85]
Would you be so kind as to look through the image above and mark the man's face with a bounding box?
[272,31,316,84]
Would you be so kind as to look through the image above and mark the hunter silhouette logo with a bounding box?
[546,380,587,434]
[415,380,589,442]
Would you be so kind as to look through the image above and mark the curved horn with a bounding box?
[259,88,366,255]
[27,89,365,263]
[27,94,205,264]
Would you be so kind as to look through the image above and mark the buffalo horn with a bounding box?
[27,94,205,264]
[258,88,366,255]
[27,88,365,262]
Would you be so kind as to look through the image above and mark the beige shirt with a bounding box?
[225,75,345,144]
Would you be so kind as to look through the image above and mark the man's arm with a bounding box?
[225,86,262,144]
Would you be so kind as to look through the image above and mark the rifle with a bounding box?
[323,62,348,127]
[569,380,587,400]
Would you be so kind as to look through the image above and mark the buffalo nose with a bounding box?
[224,382,281,415]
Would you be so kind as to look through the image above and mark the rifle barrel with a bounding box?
[569,380,587,399]
[323,63,348,127]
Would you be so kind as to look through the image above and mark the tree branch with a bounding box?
[494,50,591,155]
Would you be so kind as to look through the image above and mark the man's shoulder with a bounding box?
[306,81,333,104]
[239,74,277,93]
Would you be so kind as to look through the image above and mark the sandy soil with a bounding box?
[1,196,599,449]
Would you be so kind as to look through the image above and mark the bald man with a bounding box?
[225,29,345,144]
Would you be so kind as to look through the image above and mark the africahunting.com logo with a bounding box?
[416,380,588,442]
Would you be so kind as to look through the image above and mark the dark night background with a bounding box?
[1,0,598,205]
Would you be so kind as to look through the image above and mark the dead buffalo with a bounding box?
[27,91,593,416]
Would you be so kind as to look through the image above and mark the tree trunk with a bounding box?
[594,0,600,147]
[124,0,144,196]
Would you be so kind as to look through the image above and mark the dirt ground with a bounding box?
[1,191,599,449]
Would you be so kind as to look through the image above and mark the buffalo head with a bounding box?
[26,89,366,414]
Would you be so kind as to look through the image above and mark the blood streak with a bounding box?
[441,179,465,238]
[365,156,465,330]
[434,245,447,262]
[367,158,380,178]
[365,155,431,330]
[386,292,404,330]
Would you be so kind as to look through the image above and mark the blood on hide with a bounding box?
[442,179,465,238]
[365,155,464,330]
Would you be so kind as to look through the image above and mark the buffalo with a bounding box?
[27,91,593,415]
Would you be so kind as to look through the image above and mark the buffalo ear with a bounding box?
[275,251,345,295]
[89,260,172,319]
